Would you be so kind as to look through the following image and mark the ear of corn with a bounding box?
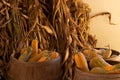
[38,49,42,54]
[83,49,90,56]
[103,64,120,73]
[28,53,42,62]
[104,65,114,71]
[89,49,99,59]
[90,67,106,74]
[107,69,120,74]
[38,56,47,62]
[103,45,112,59]
[89,56,111,68]
[24,47,33,61]
[20,48,27,55]
[107,63,120,71]
[50,51,59,59]
[74,47,120,74]
[18,47,32,61]
[74,52,89,72]
[18,53,28,61]
[28,50,48,62]
[97,49,106,55]
[106,55,120,62]
[31,39,38,57]
[90,65,120,74]
[103,49,112,59]
[18,38,59,63]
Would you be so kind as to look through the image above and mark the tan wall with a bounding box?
[84,0,120,51]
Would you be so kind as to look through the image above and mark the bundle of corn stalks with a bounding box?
[0,0,97,80]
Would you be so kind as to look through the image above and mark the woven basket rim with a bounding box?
[75,67,120,76]
[10,55,61,65]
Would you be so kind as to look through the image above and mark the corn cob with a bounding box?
[31,39,38,57]
[74,52,89,72]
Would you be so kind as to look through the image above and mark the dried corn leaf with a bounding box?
[0,0,98,80]
[39,24,54,35]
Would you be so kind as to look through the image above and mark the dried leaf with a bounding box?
[2,0,11,7]
[39,24,54,35]
[62,47,69,65]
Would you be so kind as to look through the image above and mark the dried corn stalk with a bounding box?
[0,0,97,80]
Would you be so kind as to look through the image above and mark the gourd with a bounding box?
[74,52,89,72]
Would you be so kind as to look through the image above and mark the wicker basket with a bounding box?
[8,56,62,80]
[73,67,120,80]
[73,49,120,80]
